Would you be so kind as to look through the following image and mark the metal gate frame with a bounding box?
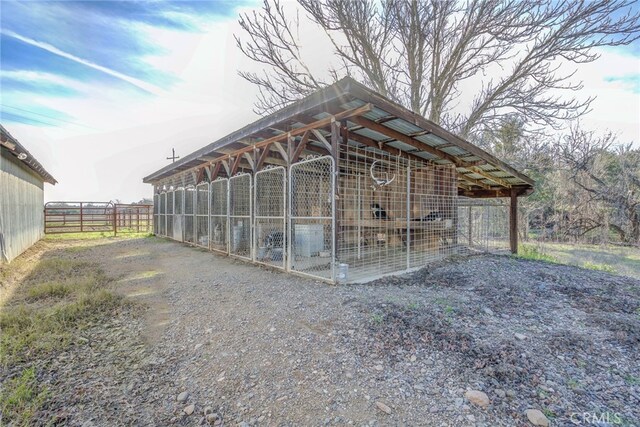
[254,166,286,270]
[184,186,196,244]
[195,182,209,249]
[173,187,185,241]
[166,190,174,238]
[209,178,229,254]
[288,156,335,281]
[153,195,159,235]
[159,192,167,237]
[229,173,252,260]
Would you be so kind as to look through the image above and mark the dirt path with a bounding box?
[16,236,640,426]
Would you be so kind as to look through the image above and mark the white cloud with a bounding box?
[1,29,165,95]
[5,5,639,205]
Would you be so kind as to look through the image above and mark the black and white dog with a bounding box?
[371,203,389,220]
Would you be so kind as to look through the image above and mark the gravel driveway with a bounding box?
[31,237,640,426]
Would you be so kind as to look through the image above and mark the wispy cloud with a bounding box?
[1,29,165,95]
[604,74,640,94]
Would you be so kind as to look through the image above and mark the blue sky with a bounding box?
[0,1,639,202]
[1,0,247,127]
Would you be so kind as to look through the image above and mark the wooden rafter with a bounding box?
[291,131,311,163]
[350,116,464,166]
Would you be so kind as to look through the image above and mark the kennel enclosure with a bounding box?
[144,78,533,283]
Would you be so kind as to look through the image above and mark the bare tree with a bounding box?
[236,0,640,138]
[556,126,640,244]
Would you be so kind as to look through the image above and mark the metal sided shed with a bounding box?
[0,124,57,263]
[144,77,533,283]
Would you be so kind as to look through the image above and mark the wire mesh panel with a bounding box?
[336,144,459,282]
[407,164,458,269]
[458,198,509,252]
[184,186,196,244]
[254,166,286,269]
[195,183,210,248]
[166,190,174,238]
[159,192,167,237]
[153,194,159,235]
[173,188,184,241]
[229,174,252,259]
[289,156,334,281]
[210,178,228,253]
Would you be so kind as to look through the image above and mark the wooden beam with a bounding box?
[273,142,288,163]
[147,103,373,184]
[255,145,272,171]
[291,131,311,163]
[350,116,464,166]
[510,188,518,254]
[211,162,223,181]
[243,152,255,171]
[311,129,332,153]
[230,155,242,176]
[221,160,230,176]
[347,130,491,190]
[468,167,512,188]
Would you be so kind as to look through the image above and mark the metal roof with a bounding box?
[143,77,533,197]
[0,124,57,185]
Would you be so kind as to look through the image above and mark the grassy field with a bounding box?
[518,241,640,279]
[0,241,131,426]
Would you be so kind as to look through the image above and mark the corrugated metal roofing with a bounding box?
[144,77,534,195]
[0,124,56,185]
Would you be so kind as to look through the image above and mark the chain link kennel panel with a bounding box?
[153,194,159,235]
[229,174,252,259]
[195,182,209,248]
[210,178,228,253]
[184,186,196,243]
[173,188,184,241]
[159,192,167,236]
[166,190,174,238]
[254,166,286,269]
[289,156,335,281]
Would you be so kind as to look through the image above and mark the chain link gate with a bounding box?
[229,173,252,259]
[210,178,228,253]
[159,192,167,236]
[166,190,174,238]
[196,182,209,248]
[254,166,286,269]
[153,194,159,235]
[173,187,184,241]
[289,156,335,281]
[184,186,196,243]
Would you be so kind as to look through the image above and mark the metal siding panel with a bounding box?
[0,149,45,263]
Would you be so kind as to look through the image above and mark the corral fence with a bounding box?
[44,201,153,235]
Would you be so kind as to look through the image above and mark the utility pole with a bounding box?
[167,148,180,163]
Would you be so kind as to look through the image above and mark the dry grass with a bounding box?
[0,250,130,425]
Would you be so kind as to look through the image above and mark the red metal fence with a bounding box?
[44,202,153,235]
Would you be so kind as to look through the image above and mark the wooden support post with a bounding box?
[331,118,342,281]
[510,189,518,254]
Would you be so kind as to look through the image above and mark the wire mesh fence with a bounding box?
[337,145,458,282]
[166,191,174,238]
[159,192,167,237]
[153,195,159,235]
[196,183,209,248]
[458,198,510,253]
[152,144,511,283]
[210,178,228,253]
[184,187,196,243]
[229,174,252,259]
[254,166,286,269]
[289,156,335,280]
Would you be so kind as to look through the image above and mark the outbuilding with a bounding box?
[143,78,533,283]
[0,125,57,263]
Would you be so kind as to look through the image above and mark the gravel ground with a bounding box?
[18,237,640,426]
